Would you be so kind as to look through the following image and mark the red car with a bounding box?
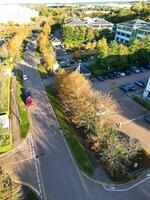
[24,89,33,107]
[26,96,33,107]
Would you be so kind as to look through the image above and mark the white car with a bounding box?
[118,71,126,77]
[23,74,28,81]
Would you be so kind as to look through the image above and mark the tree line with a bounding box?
[90,36,150,75]
[37,17,56,73]
[56,69,142,179]
[0,28,29,62]
[107,2,150,23]
[62,25,112,47]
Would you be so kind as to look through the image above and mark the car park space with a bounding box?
[93,70,150,129]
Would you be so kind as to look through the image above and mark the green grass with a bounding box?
[133,96,150,111]
[37,63,47,79]
[0,72,11,114]
[45,85,94,175]
[16,70,30,138]
[0,128,12,153]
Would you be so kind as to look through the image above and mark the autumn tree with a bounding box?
[0,167,23,199]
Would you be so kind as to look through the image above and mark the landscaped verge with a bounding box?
[0,128,12,154]
[37,63,47,79]
[45,85,94,175]
[0,65,12,153]
[133,96,150,111]
[16,69,30,138]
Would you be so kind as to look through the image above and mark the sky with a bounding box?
[0,0,148,4]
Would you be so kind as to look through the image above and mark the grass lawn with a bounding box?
[16,70,30,138]
[45,85,94,175]
[133,96,150,111]
[37,64,47,79]
[0,69,11,114]
[0,128,12,153]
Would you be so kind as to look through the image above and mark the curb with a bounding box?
[44,81,150,190]
[0,72,32,160]
[14,180,40,199]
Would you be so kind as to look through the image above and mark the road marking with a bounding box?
[12,157,33,165]
[103,174,150,192]
[119,113,150,126]
[28,134,43,200]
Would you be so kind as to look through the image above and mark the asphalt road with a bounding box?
[22,50,91,200]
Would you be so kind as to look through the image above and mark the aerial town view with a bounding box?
[0,0,150,199]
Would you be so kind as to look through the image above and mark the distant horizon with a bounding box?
[0,0,150,5]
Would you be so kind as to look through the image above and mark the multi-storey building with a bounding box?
[115,19,150,44]
[65,17,114,30]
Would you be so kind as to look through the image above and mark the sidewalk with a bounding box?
[10,75,23,148]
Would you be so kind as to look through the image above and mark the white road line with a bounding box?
[12,157,34,165]
[103,174,150,192]
[29,134,43,200]
[120,113,150,126]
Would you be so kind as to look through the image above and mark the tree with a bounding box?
[0,167,23,200]
[97,38,108,59]
[86,28,95,42]
[131,3,143,13]
[100,130,142,178]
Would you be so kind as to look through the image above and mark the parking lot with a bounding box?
[93,70,150,153]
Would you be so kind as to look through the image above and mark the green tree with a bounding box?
[86,28,95,42]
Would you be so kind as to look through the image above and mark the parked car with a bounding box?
[23,74,28,81]
[135,80,145,88]
[103,74,109,80]
[130,66,140,73]
[145,115,150,124]
[124,69,131,75]
[113,71,121,78]
[138,67,145,72]
[107,73,115,79]
[119,83,137,92]
[96,76,104,81]
[127,83,137,91]
[145,64,150,69]
[24,89,32,107]
[118,71,126,77]
[119,84,129,92]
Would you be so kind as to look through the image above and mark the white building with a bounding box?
[115,19,150,44]
[0,5,38,24]
[65,17,114,30]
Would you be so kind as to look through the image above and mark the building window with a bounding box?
[116,37,119,41]
[126,34,130,38]
[121,32,125,36]
[117,31,120,35]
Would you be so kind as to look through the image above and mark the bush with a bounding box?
[37,63,47,79]
[133,96,150,111]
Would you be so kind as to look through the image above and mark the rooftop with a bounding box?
[67,63,91,76]
[66,17,113,26]
[117,19,150,31]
